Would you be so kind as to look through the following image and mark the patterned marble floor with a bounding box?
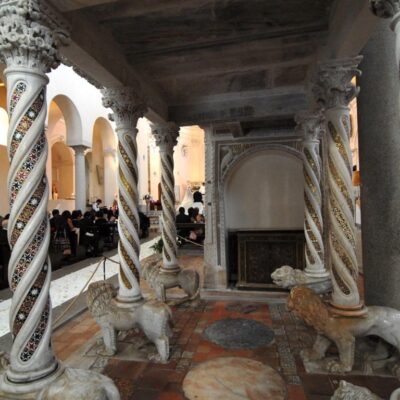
[52,282,400,400]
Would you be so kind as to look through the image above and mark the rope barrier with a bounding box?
[177,234,204,248]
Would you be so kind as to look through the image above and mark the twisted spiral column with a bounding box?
[153,122,180,273]
[296,112,328,278]
[314,58,365,315]
[102,88,147,304]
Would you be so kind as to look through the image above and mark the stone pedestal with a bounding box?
[358,19,400,308]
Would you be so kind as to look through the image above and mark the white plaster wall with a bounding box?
[137,118,152,202]
[174,126,205,202]
[0,107,7,146]
[0,145,8,215]
[225,150,304,230]
[47,65,114,147]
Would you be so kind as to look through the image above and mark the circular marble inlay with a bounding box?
[183,357,286,400]
[204,318,274,349]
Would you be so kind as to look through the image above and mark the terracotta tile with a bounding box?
[287,385,307,400]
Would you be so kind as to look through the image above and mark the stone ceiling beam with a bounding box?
[169,87,307,126]
[94,0,213,21]
[320,0,378,59]
[50,0,117,12]
[54,9,168,121]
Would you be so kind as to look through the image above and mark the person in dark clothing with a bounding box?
[176,207,191,240]
[50,209,63,235]
[61,210,78,257]
[176,207,191,224]
[139,211,150,238]
[0,219,10,289]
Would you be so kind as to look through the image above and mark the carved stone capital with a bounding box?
[370,0,400,18]
[295,111,325,142]
[71,145,88,156]
[152,122,180,151]
[0,0,70,72]
[101,87,147,130]
[313,57,362,109]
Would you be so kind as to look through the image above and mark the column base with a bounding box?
[160,265,181,275]
[328,301,368,317]
[304,267,330,279]
[0,363,64,398]
[115,293,143,308]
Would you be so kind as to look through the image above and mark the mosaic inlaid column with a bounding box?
[314,58,366,315]
[102,88,147,304]
[0,1,69,395]
[71,145,88,212]
[295,111,328,278]
[152,122,180,273]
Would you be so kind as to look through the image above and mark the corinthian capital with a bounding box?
[101,87,147,129]
[295,111,325,142]
[370,0,400,18]
[152,122,180,151]
[0,0,70,72]
[313,57,362,108]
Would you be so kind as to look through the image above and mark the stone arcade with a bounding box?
[1,0,400,399]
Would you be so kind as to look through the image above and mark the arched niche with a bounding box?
[0,145,8,215]
[51,141,74,200]
[49,94,82,146]
[224,147,304,230]
[90,117,117,206]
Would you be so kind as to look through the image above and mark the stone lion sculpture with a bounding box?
[37,368,120,400]
[331,381,381,400]
[141,255,199,302]
[287,286,400,373]
[271,266,332,294]
[87,281,172,362]
[271,266,309,288]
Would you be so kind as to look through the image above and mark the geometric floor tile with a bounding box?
[183,356,286,400]
[204,318,275,349]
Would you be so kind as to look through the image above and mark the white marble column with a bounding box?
[295,111,328,279]
[314,58,365,316]
[102,88,147,304]
[152,122,180,273]
[71,145,88,211]
[0,2,119,398]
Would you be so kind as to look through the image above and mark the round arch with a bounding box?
[89,117,117,207]
[222,145,304,231]
[51,141,74,200]
[49,94,83,146]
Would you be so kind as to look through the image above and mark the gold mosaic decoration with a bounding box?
[328,156,354,214]
[328,122,351,175]
[330,196,355,248]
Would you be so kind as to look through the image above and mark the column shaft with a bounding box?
[358,19,400,308]
[296,112,328,278]
[314,58,365,315]
[153,123,180,272]
[102,89,146,304]
[73,146,87,211]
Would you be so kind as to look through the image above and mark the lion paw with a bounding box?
[326,360,351,373]
[301,348,324,361]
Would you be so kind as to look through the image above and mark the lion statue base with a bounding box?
[288,286,400,373]
[271,266,332,294]
[141,255,200,302]
[87,281,172,362]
